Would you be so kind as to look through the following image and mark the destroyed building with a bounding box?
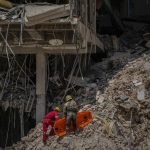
[0,0,150,149]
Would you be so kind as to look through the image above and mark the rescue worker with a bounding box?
[42,107,60,144]
[63,95,78,136]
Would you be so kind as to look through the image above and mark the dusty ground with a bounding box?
[4,53,150,150]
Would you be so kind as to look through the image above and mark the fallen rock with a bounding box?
[144,62,150,71]
[145,41,150,48]
[137,86,146,101]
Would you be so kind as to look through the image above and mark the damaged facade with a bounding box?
[0,0,150,149]
[0,0,104,147]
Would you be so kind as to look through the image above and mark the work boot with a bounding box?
[74,129,78,136]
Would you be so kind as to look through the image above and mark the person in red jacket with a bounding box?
[42,107,60,144]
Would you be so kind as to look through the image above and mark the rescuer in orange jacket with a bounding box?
[42,107,60,144]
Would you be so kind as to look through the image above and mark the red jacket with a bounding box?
[43,111,59,125]
[42,111,59,143]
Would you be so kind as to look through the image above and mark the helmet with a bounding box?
[54,107,61,112]
[65,95,72,102]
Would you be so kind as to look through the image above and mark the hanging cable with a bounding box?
[62,55,78,100]
[15,55,28,89]
[5,22,11,68]
[0,30,15,56]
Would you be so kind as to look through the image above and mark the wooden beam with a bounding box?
[0,44,88,54]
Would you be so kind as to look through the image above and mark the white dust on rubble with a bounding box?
[5,54,150,150]
[5,122,117,150]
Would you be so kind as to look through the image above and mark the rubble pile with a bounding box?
[5,53,150,150]
[5,122,118,150]
[93,53,150,150]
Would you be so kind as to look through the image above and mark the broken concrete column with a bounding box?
[36,53,47,124]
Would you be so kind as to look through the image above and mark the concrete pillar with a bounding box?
[36,53,47,124]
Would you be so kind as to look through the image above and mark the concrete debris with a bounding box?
[0,3,70,26]
[5,123,117,150]
[4,52,150,150]
[145,41,150,48]
[67,76,89,87]
[96,91,105,104]
[0,5,24,22]
[25,4,70,26]
[120,95,129,101]
[144,62,150,71]
[132,80,143,87]
[0,5,149,147]
[137,86,146,101]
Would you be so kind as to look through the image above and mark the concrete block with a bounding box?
[133,80,143,86]
[137,88,145,101]
[144,62,150,71]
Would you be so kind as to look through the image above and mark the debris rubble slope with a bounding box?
[5,53,150,150]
